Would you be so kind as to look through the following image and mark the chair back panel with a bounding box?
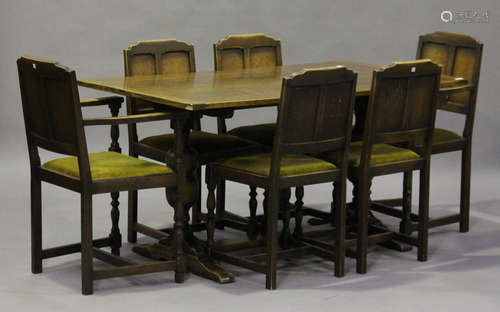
[214,34,282,71]
[17,57,84,156]
[128,54,156,76]
[160,51,191,74]
[367,60,441,146]
[417,32,483,108]
[275,66,357,155]
[124,39,195,113]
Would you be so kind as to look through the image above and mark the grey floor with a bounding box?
[1,152,499,311]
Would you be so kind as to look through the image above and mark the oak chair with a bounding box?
[123,39,261,242]
[322,60,441,273]
[206,66,357,289]
[373,32,483,235]
[212,33,282,234]
[18,56,188,295]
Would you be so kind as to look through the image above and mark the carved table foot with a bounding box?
[366,214,413,252]
[132,235,235,284]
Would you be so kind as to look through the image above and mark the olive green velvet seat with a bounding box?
[228,123,276,147]
[219,153,336,177]
[344,142,420,167]
[43,151,172,180]
[140,130,260,160]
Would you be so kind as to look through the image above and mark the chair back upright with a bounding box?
[360,60,442,170]
[17,56,91,181]
[270,66,358,178]
[416,31,483,137]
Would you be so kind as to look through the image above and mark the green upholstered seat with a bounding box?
[228,123,276,146]
[140,130,259,154]
[417,128,462,146]
[220,153,336,177]
[347,142,420,167]
[42,151,172,180]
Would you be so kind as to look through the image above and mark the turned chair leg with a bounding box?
[293,186,304,239]
[191,168,203,225]
[279,188,292,248]
[330,183,337,225]
[262,190,269,235]
[400,171,413,234]
[206,168,217,256]
[266,188,279,290]
[109,192,121,255]
[31,174,42,274]
[460,147,471,233]
[215,179,226,230]
[81,193,93,295]
[248,186,258,240]
[172,187,186,284]
[418,168,430,262]
[334,180,346,277]
[127,190,138,243]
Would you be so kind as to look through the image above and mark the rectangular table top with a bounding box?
[78,61,466,112]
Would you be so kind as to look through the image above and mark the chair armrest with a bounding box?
[83,112,185,126]
[80,96,124,107]
[439,84,475,96]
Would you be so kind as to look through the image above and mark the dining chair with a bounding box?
[212,33,282,235]
[18,56,188,295]
[321,60,441,273]
[372,32,483,235]
[206,66,357,289]
[123,39,262,243]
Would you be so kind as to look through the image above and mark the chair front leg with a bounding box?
[81,193,93,295]
[334,180,346,277]
[127,190,138,243]
[460,146,471,233]
[418,167,430,262]
[31,173,42,274]
[109,192,121,255]
[352,176,371,274]
[266,188,280,290]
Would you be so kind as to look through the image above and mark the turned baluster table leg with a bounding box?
[134,114,234,284]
